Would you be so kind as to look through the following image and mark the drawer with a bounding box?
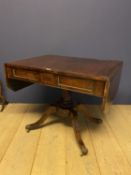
[41,72,57,86]
[58,75,105,97]
[58,75,95,94]
[12,68,39,82]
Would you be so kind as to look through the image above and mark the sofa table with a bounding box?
[4,55,123,156]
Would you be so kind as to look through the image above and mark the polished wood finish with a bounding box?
[4,55,123,156]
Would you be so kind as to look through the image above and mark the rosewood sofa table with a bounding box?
[4,55,123,156]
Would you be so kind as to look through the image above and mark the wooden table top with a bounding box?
[6,55,123,80]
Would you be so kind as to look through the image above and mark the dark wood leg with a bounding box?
[70,109,88,156]
[0,96,8,112]
[89,117,103,124]
[88,105,103,124]
[0,81,8,112]
[77,105,103,124]
[51,90,88,156]
[25,105,56,132]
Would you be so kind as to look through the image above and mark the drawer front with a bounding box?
[12,68,39,82]
[58,75,95,94]
[58,75,105,97]
[6,66,105,97]
[41,72,57,86]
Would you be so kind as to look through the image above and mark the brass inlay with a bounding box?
[12,69,23,78]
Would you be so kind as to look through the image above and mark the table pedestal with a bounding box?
[25,90,102,156]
